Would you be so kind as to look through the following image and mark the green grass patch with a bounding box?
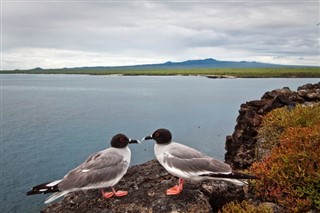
[1,67,320,78]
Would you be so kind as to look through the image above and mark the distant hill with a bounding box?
[149,58,287,69]
[0,58,320,77]
[2,58,319,78]
[65,58,291,71]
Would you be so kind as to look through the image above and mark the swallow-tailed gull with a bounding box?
[27,133,140,203]
[143,128,258,195]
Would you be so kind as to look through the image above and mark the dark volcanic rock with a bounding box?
[41,160,245,213]
[297,82,320,101]
[41,82,320,212]
[225,82,320,170]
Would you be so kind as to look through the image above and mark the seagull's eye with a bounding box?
[120,137,125,142]
[154,132,160,137]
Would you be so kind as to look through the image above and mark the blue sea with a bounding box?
[1,74,319,212]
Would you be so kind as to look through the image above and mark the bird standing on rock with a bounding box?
[27,134,140,203]
[143,128,258,195]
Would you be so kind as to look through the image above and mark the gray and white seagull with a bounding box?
[143,128,258,195]
[27,133,140,204]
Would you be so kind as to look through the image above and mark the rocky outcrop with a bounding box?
[42,160,245,213]
[42,82,319,212]
[225,82,320,170]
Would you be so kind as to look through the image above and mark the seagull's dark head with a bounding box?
[111,134,140,148]
[143,128,172,144]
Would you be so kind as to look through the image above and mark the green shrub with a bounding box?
[219,200,272,213]
[251,125,320,212]
[258,103,320,151]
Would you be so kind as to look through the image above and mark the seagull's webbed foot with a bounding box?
[100,187,128,199]
[166,185,182,195]
[101,189,114,199]
[166,178,184,195]
[114,190,128,197]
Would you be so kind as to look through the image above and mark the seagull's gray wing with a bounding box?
[58,150,129,191]
[164,143,232,174]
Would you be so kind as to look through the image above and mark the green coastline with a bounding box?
[1,67,320,78]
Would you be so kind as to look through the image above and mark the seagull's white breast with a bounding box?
[154,142,194,179]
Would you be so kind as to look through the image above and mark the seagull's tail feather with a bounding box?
[26,180,62,196]
[219,178,247,186]
[44,191,68,204]
[230,171,259,180]
[202,171,259,180]
[201,171,259,186]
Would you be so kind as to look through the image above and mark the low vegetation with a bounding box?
[257,104,320,150]
[1,67,320,78]
[219,200,272,213]
[251,103,320,212]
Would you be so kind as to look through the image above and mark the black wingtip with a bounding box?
[26,187,45,196]
[26,181,60,196]
[26,189,39,196]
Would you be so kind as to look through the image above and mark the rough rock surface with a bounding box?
[41,160,245,213]
[225,82,320,169]
[41,81,319,212]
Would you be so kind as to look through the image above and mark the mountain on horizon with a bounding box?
[62,58,294,71]
[22,58,313,72]
[158,58,282,68]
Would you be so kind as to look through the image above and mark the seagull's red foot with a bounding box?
[166,185,182,195]
[114,190,128,197]
[166,178,184,195]
[101,190,114,199]
[100,188,128,199]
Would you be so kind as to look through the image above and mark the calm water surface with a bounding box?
[1,74,319,212]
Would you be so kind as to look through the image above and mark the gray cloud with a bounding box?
[2,1,320,69]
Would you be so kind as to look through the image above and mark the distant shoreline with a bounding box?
[1,67,320,78]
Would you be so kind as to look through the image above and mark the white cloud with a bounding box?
[2,47,167,70]
[2,1,320,69]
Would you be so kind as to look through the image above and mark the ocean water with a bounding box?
[1,74,319,212]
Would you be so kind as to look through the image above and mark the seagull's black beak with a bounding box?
[142,135,153,141]
[129,139,141,144]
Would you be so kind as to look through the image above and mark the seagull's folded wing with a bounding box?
[163,143,232,175]
[58,151,129,191]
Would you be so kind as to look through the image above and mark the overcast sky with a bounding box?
[2,0,320,70]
